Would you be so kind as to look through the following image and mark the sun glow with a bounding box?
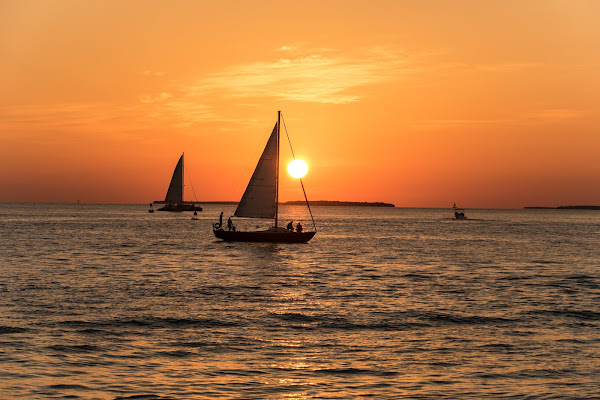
[287,159,308,178]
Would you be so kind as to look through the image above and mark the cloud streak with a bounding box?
[123,46,413,128]
[411,108,585,131]
[184,48,409,104]
[4,47,572,134]
[0,103,120,131]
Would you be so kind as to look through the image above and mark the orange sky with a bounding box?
[1,0,599,208]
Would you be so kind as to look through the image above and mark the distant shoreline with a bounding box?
[200,200,396,207]
[524,205,600,210]
[284,200,395,207]
[200,201,239,205]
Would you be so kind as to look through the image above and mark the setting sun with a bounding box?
[287,159,308,178]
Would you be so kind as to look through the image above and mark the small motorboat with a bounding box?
[453,203,467,220]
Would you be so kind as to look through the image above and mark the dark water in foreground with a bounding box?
[1,203,599,399]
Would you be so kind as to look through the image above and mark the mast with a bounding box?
[274,110,280,228]
[182,152,184,202]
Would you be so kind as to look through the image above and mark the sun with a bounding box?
[287,159,308,178]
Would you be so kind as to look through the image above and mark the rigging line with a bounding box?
[281,113,296,159]
[186,166,199,202]
[281,113,317,232]
[300,178,317,232]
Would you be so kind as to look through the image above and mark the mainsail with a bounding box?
[164,154,184,203]
[234,124,278,219]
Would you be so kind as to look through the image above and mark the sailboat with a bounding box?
[213,111,316,243]
[153,153,203,212]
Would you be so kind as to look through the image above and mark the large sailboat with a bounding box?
[153,153,203,212]
[213,111,316,243]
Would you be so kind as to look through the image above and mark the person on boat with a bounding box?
[296,222,303,233]
[287,221,294,230]
[219,212,223,228]
[227,216,233,231]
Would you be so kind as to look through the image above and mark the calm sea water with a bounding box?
[0,203,599,399]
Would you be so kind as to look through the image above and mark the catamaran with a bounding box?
[152,153,203,212]
[213,111,316,243]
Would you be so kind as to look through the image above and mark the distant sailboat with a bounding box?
[153,153,202,212]
[213,111,316,243]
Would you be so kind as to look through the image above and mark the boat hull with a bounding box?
[453,208,467,220]
[213,229,315,243]
[157,203,203,212]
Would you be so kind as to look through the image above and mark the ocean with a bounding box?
[1,203,599,399]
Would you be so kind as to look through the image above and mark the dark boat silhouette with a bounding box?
[152,153,202,212]
[453,202,467,220]
[213,111,316,243]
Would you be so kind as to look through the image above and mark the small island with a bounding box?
[199,200,396,207]
[524,205,600,210]
[283,200,395,207]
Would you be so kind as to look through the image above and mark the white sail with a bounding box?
[164,154,184,203]
[234,124,278,219]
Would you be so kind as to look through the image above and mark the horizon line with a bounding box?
[2,200,596,210]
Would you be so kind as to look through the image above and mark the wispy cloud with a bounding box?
[139,92,173,104]
[0,103,148,145]
[142,70,167,77]
[411,119,513,131]
[2,46,585,136]
[174,47,546,107]
[141,100,218,128]
[276,45,296,52]
[412,108,585,131]
[183,47,410,104]
[123,46,414,127]
[0,103,120,131]
[527,108,585,123]
[475,62,544,72]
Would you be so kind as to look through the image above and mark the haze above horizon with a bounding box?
[1,0,599,208]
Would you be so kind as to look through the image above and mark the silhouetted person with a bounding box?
[287,221,294,230]
[227,217,232,231]
[296,222,303,233]
[219,212,223,228]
